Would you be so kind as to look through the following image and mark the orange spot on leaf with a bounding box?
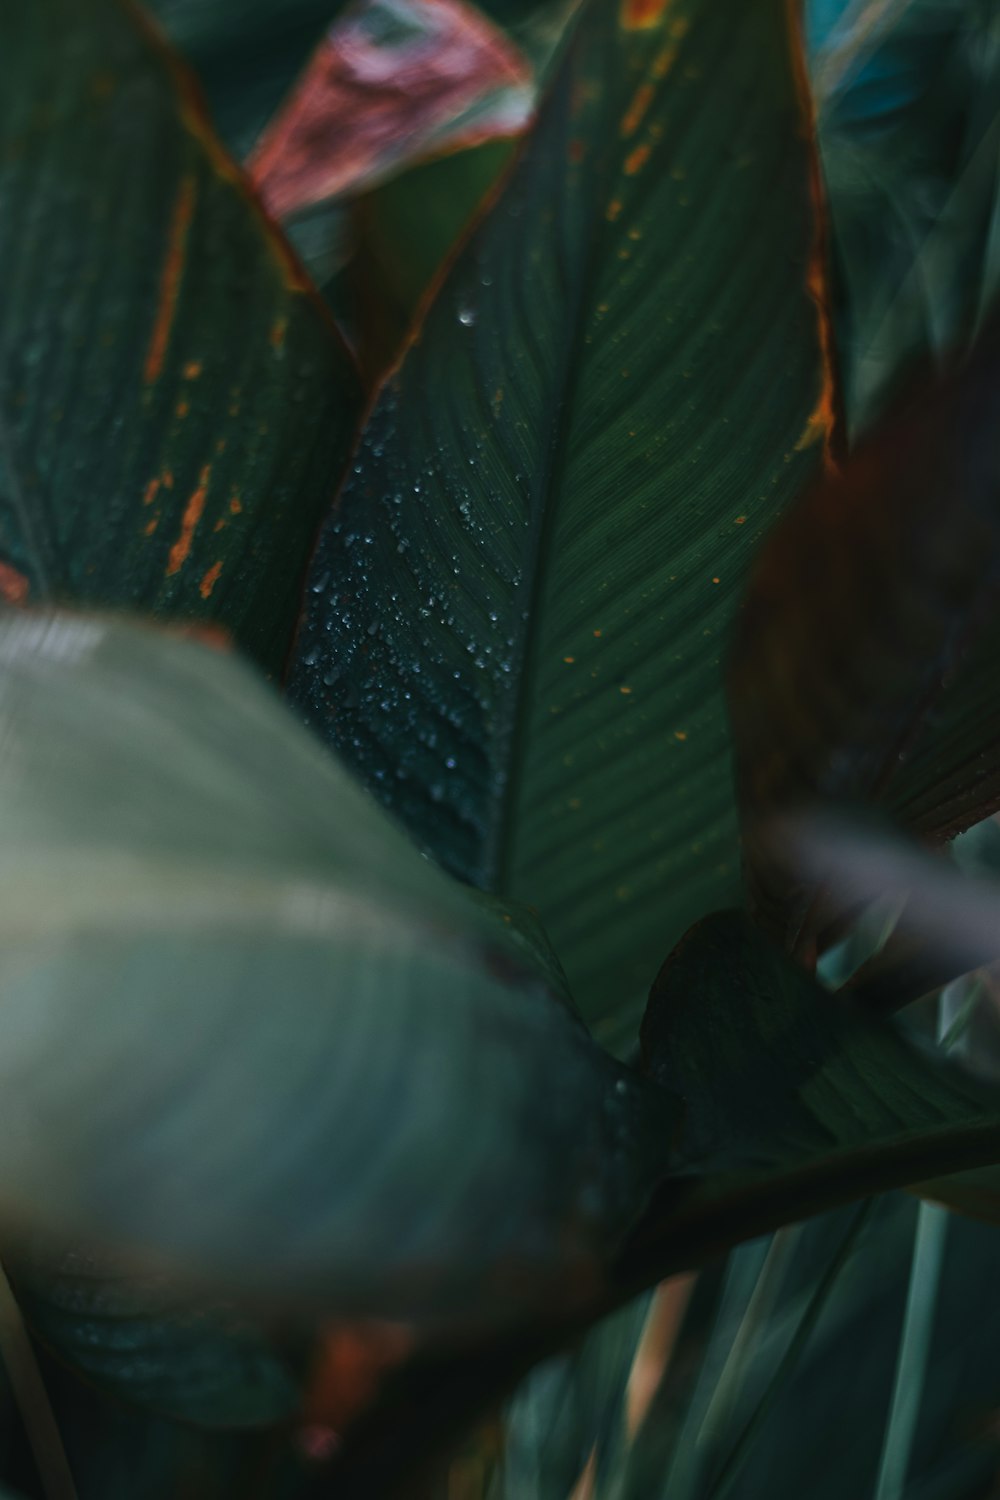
[176,398,190,418]
[652,43,680,79]
[606,197,623,222]
[144,174,197,384]
[621,82,654,139]
[621,0,672,28]
[144,516,159,536]
[0,562,29,605]
[143,478,160,507]
[183,359,203,379]
[229,494,243,515]
[303,1323,413,1432]
[270,316,288,352]
[624,143,651,176]
[199,560,224,598]
[166,464,211,577]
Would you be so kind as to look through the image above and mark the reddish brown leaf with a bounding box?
[248,0,532,219]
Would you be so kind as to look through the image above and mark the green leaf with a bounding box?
[287,0,836,1046]
[728,318,1000,943]
[146,0,349,158]
[0,609,672,1329]
[627,911,1000,1280]
[1,0,360,676]
[347,139,519,378]
[11,1240,297,1429]
[39,1340,282,1500]
[620,1196,1000,1500]
[811,0,1000,433]
[496,1290,652,1498]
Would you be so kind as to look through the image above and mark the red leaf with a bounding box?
[248,0,532,218]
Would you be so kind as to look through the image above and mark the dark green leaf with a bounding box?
[728,319,1000,943]
[11,1241,297,1429]
[810,0,1000,433]
[1,0,360,676]
[496,1290,651,1498]
[0,610,673,1329]
[288,0,836,1046]
[146,0,348,158]
[37,1339,286,1500]
[347,139,519,378]
[627,911,1000,1282]
[620,1197,1000,1500]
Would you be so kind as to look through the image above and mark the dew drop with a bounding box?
[457,307,477,327]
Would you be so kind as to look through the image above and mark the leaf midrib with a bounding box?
[487,12,626,895]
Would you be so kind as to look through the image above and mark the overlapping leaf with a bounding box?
[495,1291,652,1498]
[10,1241,297,1430]
[729,318,1000,943]
[247,0,532,219]
[348,139,518,379]
[809,0,1000,433]
[288,0,836,1045]
[0,609,673,1329]
[146,0,349,157]
[0,0,360,675]
[624,912,1000,1283]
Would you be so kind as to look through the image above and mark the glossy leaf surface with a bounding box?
[289,0,834,1043]
[12,1242,297,1429]
[0,610,672,1328]
[0,0,360,675]
[729,320,1000,941]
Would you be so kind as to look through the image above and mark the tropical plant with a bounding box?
[2,0,1000,1497]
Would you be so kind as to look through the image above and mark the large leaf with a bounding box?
[0,0,360,676]
[10,1240,298,1429]
[728,317,1000,943]
[0,609,672,1328]
[617,1196,1000,1500]
[287,0,837,1045]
